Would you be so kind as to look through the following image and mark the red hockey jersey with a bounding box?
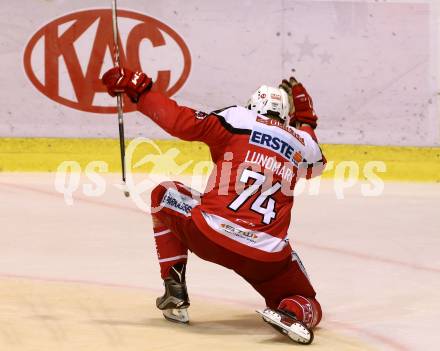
[138,91,326,261]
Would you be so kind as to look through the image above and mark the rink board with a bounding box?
[0,138,439,182]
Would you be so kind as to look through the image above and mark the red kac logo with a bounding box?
[23,9,191,113]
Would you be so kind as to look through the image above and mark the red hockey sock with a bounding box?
[153,226,188,278]
[278,295,322,328]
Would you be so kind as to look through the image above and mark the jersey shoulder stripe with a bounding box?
[210,105,237,114]
[210,106,253,135]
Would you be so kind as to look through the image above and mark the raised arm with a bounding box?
[298,125,326,179]
[279,77,326,178]
[102,67,230,145]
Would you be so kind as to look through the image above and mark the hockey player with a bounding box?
[102,69,326,345]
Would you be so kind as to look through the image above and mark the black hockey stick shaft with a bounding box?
[111,0,129,197]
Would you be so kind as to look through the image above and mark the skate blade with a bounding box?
[163,308,189,324]
[256,309,313,345]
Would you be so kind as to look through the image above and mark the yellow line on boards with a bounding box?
[0,138,439,182]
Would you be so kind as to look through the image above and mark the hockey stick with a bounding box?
[111,0,129,197]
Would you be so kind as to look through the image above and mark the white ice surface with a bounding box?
[0,174,439,350]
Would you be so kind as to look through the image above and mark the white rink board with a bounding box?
[0,0,439,146]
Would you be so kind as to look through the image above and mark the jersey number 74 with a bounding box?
[227,169,282,225]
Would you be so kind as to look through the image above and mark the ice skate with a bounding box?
[257,307,314,345]
[156,263,190,324]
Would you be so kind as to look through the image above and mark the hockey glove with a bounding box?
[102,67,153,103]
[279,77,318,129]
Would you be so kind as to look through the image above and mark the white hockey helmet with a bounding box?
[246,85,290,121]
